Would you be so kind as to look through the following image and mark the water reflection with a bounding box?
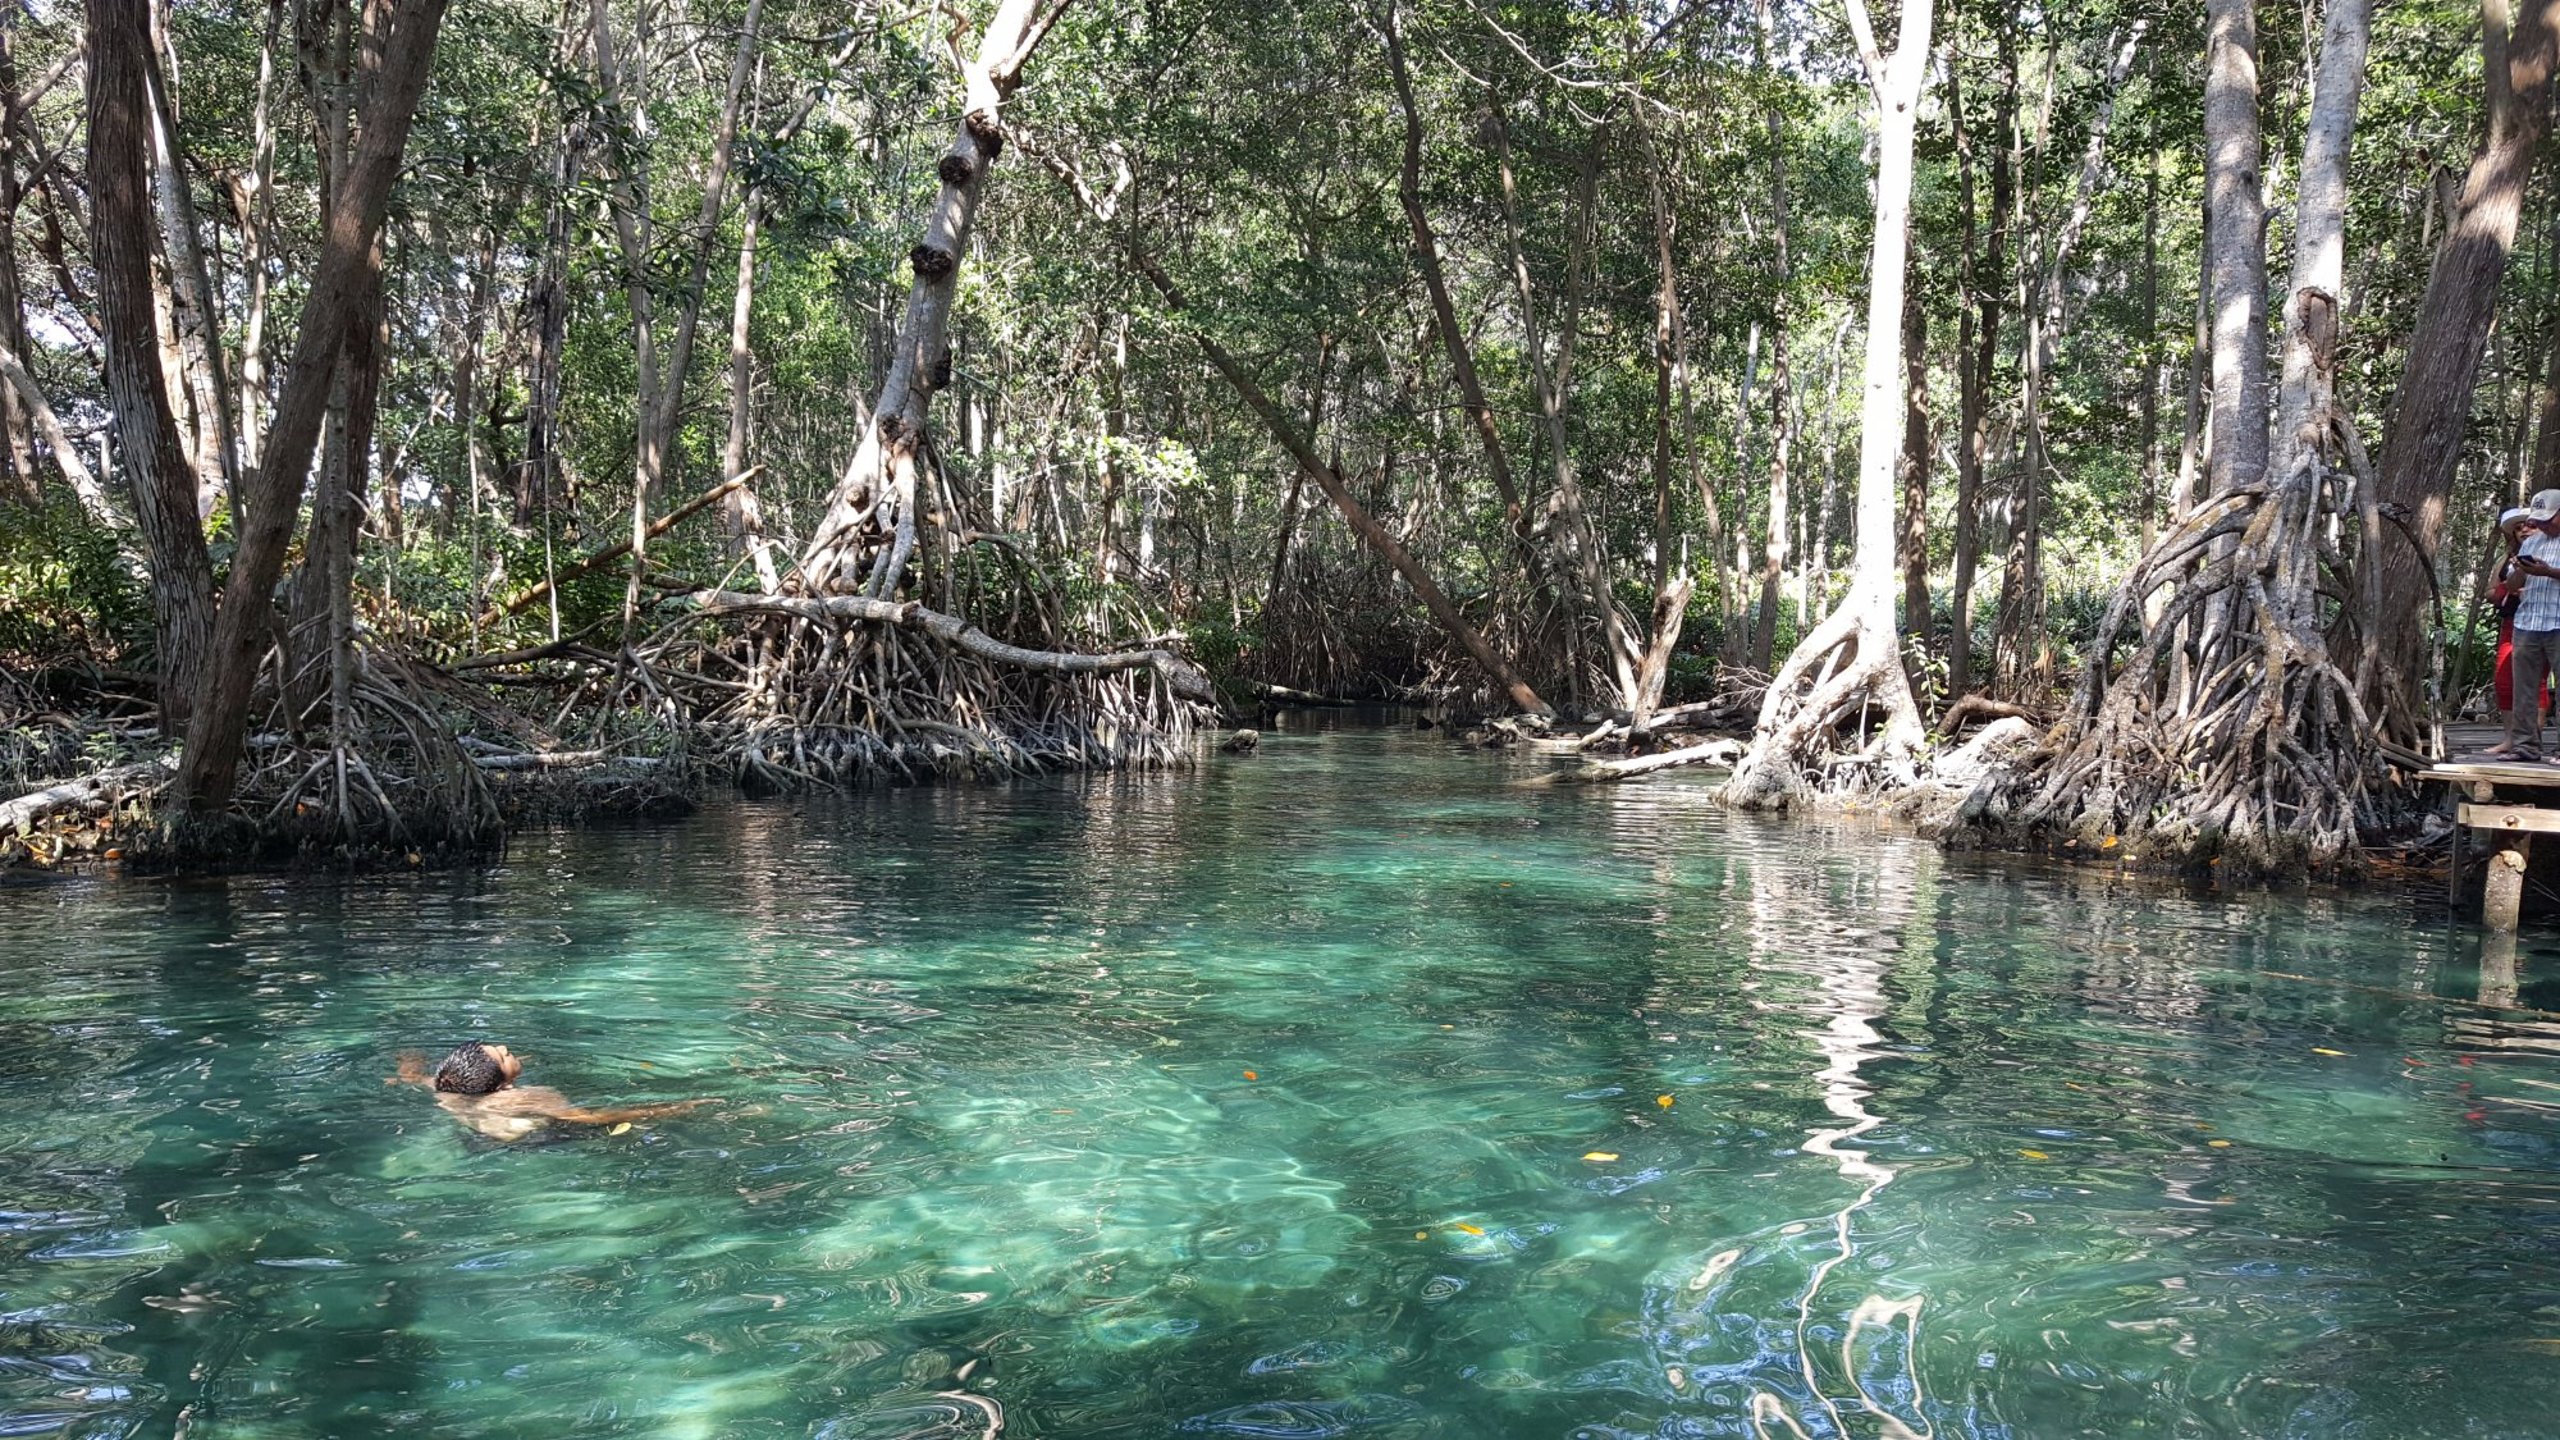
[0,727,2554,1438]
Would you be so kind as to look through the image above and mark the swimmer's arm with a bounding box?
[532,1095,713,1127]
[387,1052,434,1088]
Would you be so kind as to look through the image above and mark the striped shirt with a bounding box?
[2519,529,2560,632]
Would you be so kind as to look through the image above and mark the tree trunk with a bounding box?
[1726,0,1932,805]
[2370,0,2560,723]
[2138,108,2163,550]
[799,0,1065,595]
[2204,0,2270,499]
[1944,26,2014,702]
[88,0,214,726]
[2271,0,2371,485]
[1749,0,1795,678]
[1494,117,1641,713]
[172,0,452,815]
[144,54,237,510]
[1899,279,1931,651]
[722,194,782,591]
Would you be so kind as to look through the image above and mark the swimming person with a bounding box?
[389,1041,709,1141]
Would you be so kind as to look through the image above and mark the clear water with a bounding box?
[5,721,2559,1440]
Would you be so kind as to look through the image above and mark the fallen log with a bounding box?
[688,589,1216,702]
[1554,737,1744,784]
[1252,681,1357,707]
[1937,693,2046,735]
[467,749,664,772]
[0,754,178,834]
[481,469,760,624]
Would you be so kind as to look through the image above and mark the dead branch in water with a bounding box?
[0,754,176,833]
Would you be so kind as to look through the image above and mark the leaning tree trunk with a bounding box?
[172,0,452,816]
[1724,0,1932,809]
[1965,0,2393,878]
[88,0,215,727]
[2368,0,2560,735]
[798,0,1054,596]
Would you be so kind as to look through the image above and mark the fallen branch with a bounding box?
[1252,680,1357,707]
[1555,737,1744,784]
[467,749,664,772]
[1938,693,2046,735]
[481,469,759,624]
[688,589,1216,702]
[1,754,178,834]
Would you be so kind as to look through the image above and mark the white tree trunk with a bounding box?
[798,0,1057,596]
[2204,0,2269,496]
[2271,0,2373,481]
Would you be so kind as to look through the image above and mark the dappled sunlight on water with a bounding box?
[4,720,2558,1437]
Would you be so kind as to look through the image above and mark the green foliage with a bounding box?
[0,502,150,669]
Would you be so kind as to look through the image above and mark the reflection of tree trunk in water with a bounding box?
[1743,863,1927,1440]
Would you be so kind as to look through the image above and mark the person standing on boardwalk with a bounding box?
[2491,490,2560,761]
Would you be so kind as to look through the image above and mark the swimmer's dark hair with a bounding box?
[433,1041,507,1095]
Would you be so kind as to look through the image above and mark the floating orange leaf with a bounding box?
[1243,1070,1258,1081]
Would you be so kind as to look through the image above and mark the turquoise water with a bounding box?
[4,721,2559,1439]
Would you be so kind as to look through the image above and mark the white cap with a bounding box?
[2530,489,2560,522]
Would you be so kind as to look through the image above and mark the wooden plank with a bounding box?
[2425,761,2560,787]
[2459,802,2560,836]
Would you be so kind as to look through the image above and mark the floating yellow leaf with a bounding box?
[1583,1151,1620,1163]
[2208,1139,2233,1148]
[608,1122,632,1136]
[2101,836,2119,850]
[1454,1223,1485,1236]
[1656,1094,1675,1109]
[1415,1230,1429,1240]
[2019,1149,2050,1161]
[2312,1048,2348,1057]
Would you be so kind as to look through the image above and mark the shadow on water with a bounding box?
[3,720,2559,1438]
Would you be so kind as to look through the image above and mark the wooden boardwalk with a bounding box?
[2427,720,2560,932]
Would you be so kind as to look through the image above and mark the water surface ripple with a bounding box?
[3,722,2556,1438]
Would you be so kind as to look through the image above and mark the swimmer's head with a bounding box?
[432,1041,521,1094]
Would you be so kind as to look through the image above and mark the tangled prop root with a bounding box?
[1722,589,1926,811]
[1960,426,2402,879]
[633,591,1213,789]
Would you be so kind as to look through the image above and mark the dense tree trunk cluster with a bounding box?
[0,0,2550,874]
